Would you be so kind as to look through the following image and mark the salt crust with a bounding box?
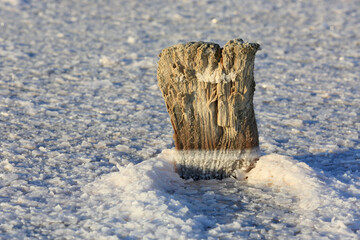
[81,150,358,239]
[0,0,359,238]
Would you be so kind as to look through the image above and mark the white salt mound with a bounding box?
[246,154,323,210]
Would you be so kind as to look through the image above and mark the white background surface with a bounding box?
[0,0,359,239]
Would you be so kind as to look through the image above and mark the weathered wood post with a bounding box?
[157,39,260,180]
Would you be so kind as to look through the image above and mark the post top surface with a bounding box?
[161,38,260,54]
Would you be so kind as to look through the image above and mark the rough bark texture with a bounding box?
[157,39,260,179]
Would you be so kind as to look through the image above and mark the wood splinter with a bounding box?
[157,39,260,180]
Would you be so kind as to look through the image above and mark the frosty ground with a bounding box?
[0,0,359,239]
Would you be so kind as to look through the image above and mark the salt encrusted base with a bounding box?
[174,148,259,180]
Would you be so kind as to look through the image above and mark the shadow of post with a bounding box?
[293,148,360,176]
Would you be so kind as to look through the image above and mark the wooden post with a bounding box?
[157,39,260,180]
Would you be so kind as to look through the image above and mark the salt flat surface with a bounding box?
[0,0,359,239]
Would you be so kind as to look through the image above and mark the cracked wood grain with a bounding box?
[157,39,260,179]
